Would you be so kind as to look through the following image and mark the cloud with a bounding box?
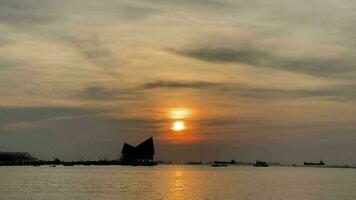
[143,80,223,89]
[82,86,142,101]
[83,86,114,100]
[0,106,99,130]
[0,0,163,27]
[174,47,355,77]
[293,84,356,101]
[0,57,22,71]
[0,0,61,25]
[222,83,356,101]
[141,80,356,101]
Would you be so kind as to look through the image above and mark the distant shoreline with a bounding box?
[1,162,355,169]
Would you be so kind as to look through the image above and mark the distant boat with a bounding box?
[211,163,228,167]
[253,161,269,167]
[187,161,202,165]
[304,161,325,166]
[50,164,56,167]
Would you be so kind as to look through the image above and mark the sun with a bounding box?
[172,121,186,132]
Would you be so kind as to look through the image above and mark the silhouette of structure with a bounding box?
[0,152,38,164]
[304,161,325,166]
[120,137,156,166]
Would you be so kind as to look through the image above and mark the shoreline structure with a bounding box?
[1,137,355,169]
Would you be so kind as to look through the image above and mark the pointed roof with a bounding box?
[136,137,154,155]
[121,137,155,155]
[121,143,135,154]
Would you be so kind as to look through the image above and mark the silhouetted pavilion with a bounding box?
[120,137,155,165]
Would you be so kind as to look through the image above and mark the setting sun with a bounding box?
[172,121,186,132]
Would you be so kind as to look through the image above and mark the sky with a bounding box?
[1,0,356,164]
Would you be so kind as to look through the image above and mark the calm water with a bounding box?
[0,165,356,200]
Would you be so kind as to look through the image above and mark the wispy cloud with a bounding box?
[82,86,141,101]
[0,0,62,25]
[140,80,356,101]
[143,80,223,89]
[173,47,355,77]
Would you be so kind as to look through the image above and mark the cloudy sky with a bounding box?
[1,0,356,164]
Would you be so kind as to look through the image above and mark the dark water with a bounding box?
[0,165,355,200]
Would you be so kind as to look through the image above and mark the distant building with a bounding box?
[120,137,155,165]
[0,152,38,164]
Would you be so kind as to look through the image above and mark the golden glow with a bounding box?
[172,121,186,131]
[170,108,191,119]
[175,171,182,176]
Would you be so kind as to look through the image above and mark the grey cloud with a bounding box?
[111,3,162,20]
[294,84,356,101]
[0,33,14,46]
[84,86,114,100]
[68,34,118,76]
[143,80,223,89]
[82,82,222,101]
[82,86,143,101]
[0,57,21,71]
[0,0,161,27]
[82,81,224,102]
[222,83,356,101]
[0,106,99,130]
[174,47,355,77]
[146,0,229,9]
[0,105,163,133]
[0,58,23,89]
[141,80,356,101]
[0,0,62,25]
[196,117,262,128]
[82,81,221,101]
[72,0,163,21]
[175,48,268,63]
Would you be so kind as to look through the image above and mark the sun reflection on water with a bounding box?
[168,169,186,200]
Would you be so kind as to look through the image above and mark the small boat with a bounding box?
[253,161,269,167]
[211,163,228,167]
[50,164,56,167]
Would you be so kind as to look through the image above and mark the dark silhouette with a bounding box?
[213,160,237,165]
[0,151,38,165]
[211,163,228,167]
[304,161,325,166]
[186,161,202,165]
[120,137,156,166]
[253,160,269,167]
[53,158,62,165]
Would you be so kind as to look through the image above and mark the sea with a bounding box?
[0,165,355,200]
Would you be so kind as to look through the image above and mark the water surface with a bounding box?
[0,165,355,200]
